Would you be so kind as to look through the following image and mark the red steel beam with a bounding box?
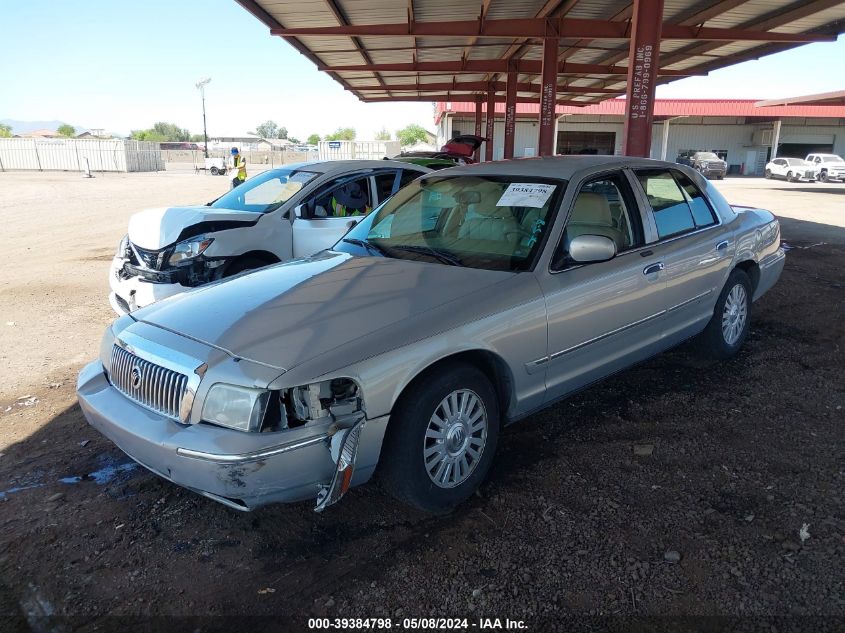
[485,88,496,162]
[474,96,483,161]
[623,0,663,157]
[361,94,591,105]
[504,70,518,159]
[538,36,558,157]
[319,60,699,76]
[348,81,619,94]
[269,17,833,43]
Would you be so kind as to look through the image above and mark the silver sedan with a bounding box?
[77,156,785,512]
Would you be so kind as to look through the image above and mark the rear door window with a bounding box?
[636,169,717,239]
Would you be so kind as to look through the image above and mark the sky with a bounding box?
[1,0,843,139]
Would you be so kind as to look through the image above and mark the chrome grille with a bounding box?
[109,345,188,419]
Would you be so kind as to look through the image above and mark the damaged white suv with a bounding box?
[109,160,429,314]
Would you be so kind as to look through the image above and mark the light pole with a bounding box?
[195,77,211,158]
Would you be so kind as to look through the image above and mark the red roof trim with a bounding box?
[434,98,845,124]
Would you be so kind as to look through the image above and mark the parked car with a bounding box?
[393,134,485,170]
[676,151,727,179]
[108,160,430,315]
[79,156,784,513]
[805,153,845,182]
[764,157,816,182]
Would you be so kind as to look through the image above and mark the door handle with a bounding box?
[716,240,729,251]
[643,262,664,275]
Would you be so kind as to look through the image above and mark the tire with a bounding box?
[379,363,500,513]
[764,169,772,179]
[223,256,270,277]
[717,173,725,180]
[819,170,829,183]
[786,171,794,182]
[699,269,752,360]
[210,166,219,175]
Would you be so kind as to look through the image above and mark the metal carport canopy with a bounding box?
[235,0,845,158]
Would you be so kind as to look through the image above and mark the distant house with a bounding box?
[257,137,294,151]
[18,128,61,138]
[76,130,112,139]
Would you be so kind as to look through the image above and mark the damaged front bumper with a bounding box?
[76,361,387,510]
[109,256,187,315]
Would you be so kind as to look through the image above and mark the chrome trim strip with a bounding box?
[529,310,667,367]
[176,434,328,464]
[667,289,713,314]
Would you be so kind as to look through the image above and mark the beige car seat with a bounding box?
[458,187,521,243]
[564,192,627,252]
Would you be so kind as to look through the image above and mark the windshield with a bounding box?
[819,155,844,162]
[335,175,563,272]
[211,167,319,212]
[785,158,809,166]
[696,152,720,160]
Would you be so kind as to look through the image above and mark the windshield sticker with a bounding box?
[496,183,555,208]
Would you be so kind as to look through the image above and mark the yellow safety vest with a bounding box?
[331,197,371,217]
[233,154,246,181]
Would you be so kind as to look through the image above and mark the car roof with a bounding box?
[270,159,431,175]
[427,155,681,180]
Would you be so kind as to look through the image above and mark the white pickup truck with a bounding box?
[805,153,845,182]
[109,160,429,315]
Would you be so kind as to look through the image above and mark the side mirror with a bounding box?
[569,234,617,263]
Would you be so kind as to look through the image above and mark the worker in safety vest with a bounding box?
[330,181,371,217]
[230,147,246,188]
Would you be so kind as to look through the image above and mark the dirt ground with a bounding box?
[0,171,843,630]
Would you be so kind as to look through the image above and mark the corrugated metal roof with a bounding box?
[435,98,845,122]
[235,0,845,104]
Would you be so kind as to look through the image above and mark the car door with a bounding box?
[291,172,375,258]
[632,168,732,346]
[537,169,671,402]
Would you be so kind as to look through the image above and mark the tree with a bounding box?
[57,124,76,138]
[324,127,356,141]
[306,133,321,145]
[374,127,391,141]
[277,126,288,140]
[0,123,12,138]
[253,120,279,139]
[130,122,190,142]
[396,124,430,147]
[287,136,300,144]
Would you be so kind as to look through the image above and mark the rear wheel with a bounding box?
[210,166,220,175]
[379,363,500,512]
[699,269,752,360]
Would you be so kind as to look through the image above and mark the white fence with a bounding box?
[0,138,164,172]
[318,140,400,161]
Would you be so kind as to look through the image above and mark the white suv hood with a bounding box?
[127,206,262,250]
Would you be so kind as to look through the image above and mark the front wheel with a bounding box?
[379,363,500,512]
[210,166,219,175]
[786,171,794,182]
[699,269,752,360]
[764,169,772,179]
[818,171,829,183]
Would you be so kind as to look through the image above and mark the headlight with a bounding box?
[701,161,709,168]
[116,234,129,258]
[99,325,116,372]
[202,383,270,432]
[168,236,214,266]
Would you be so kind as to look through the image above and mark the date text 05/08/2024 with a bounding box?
[307,617,528,630]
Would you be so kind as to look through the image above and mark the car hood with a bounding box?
[127,205,262,250]
[132,251,514,372]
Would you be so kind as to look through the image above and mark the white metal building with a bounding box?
[436,99,845,176]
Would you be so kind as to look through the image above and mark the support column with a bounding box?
[503,68,517,159]
[660,119,670,161]
[770,119,782,159]
[474,95,483,162]
[485,86,496,162]
[622,0,664,157]
[538,35,558,157]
